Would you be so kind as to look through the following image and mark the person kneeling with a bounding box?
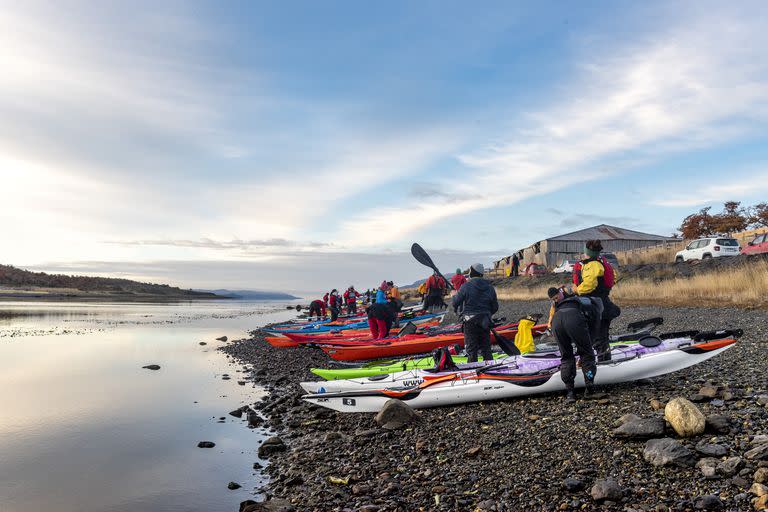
[548,287,599,403]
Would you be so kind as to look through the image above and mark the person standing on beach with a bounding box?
[450,268,467,296]
[451,263,498,363]
[511,253,520,277]
[328,289,342,321]
[548,286,599,402]
[425,271,447,312]
[323,292,329,308]
[344,286,360,315]
[375,281,389,304]
[573,240,620,361]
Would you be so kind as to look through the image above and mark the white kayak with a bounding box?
[301,336,737,413]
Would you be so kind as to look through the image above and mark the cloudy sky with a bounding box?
[2,1,768,296]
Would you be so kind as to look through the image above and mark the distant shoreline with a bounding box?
[0,289,227,303]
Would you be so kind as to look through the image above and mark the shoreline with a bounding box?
[222,301,768,511]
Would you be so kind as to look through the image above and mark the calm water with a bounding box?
[0,301,298,512]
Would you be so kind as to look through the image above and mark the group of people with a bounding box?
[307,281,405,339]
[450,239,620,403]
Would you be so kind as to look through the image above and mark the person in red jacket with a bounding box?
[343,286,360,315]
[424,271,447,312]
[323,292,329,308]
[328,289,342,321]
[450,268,467,296]
[308,299,326,320]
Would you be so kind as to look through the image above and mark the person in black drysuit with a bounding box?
[451,263,499,363]
[511,253,520,277]
[548,286,599,402]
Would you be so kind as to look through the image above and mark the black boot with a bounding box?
[565,388,576,403]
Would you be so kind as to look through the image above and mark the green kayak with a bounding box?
[310,353,507,380]
[310,338,648,380]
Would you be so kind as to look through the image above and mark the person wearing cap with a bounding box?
[573,239,621,361]
[547,286,599,402]
[375,281,389,304]
[450,268,467,296]
[451,263,499,363]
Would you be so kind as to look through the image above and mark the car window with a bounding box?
[758,235,767,244]
[700,239,711,247]
[716,238,739,246]
[687,241,698,250]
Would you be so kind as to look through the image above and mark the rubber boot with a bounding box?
[565,388,576,403]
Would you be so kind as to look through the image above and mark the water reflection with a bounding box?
[0,301,296,512]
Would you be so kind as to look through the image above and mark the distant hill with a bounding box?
[0,264,220,301]
[203,289,301,300]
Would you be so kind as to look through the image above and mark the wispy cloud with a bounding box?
[651,168,768,207]
[332,5,768,247]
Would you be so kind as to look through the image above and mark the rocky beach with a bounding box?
[222,301,768,512]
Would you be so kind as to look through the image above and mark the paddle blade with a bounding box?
[411,243,437,270]
[493,329,520,356]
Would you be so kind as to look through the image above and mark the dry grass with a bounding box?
[619,244,683,265]
[495,260,768,308]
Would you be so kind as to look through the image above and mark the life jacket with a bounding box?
[574,257,614,291]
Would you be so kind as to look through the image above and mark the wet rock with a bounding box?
[240,499,295,512]
[717,457,745,476]
[258,436,287,457]
[229,407,246,418]
[374,399,418,430]
[142,364,161,370]
[247,410,263,427]
[563,478,586,492]
[197,441,215,448]
[590,478,623,502]
[644,438,696,467]
[746,443,768,461]
[693,494,723,510]
[199,341,207,345]
[665,397,706,437]
[216,336,228,341]
[228,481,241,490]
[705,415,731,434]
[613,417,666,439]
[696,442,728,457]
[699,385,720,398]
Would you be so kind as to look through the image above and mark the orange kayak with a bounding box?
[320,324,548,361]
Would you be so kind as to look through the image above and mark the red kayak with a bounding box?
[319,324,548,361]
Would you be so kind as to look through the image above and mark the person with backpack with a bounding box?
[343,286,360,315]
[573,240,620,361]
[451,263,499,363]
[547,286,599,402]
[424,271,447,312]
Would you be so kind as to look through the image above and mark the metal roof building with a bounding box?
[494,224,677,270]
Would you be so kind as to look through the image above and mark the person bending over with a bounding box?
[367,300,397,339]
[308,299,326,320]
[548,287,599,402]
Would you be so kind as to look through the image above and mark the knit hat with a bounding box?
[470,263,484,275]
[455,268,462,274]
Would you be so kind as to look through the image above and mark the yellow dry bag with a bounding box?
[514,317,536,354]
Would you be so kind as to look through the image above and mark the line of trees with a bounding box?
[679,201,768,239]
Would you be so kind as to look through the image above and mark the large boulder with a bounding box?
[644,438,697,467]
[240,499,295,512]
[612,417,666,439]
[374,399,418,430]
[665,397,706,437]
[693,494,723,510]
[746,443,768,461]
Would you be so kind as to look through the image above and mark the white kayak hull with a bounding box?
[302,340,735,413]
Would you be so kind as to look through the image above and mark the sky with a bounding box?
[2,0,768,297]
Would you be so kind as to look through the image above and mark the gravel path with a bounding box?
[222,302,768,512]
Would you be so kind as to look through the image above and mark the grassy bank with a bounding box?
[496,259,768,308]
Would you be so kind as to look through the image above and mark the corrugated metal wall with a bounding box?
[518,239,670,267]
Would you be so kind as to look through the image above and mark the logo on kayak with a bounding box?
[318,387,326,394]
[402,379,423,387]
[342,398,357,406]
